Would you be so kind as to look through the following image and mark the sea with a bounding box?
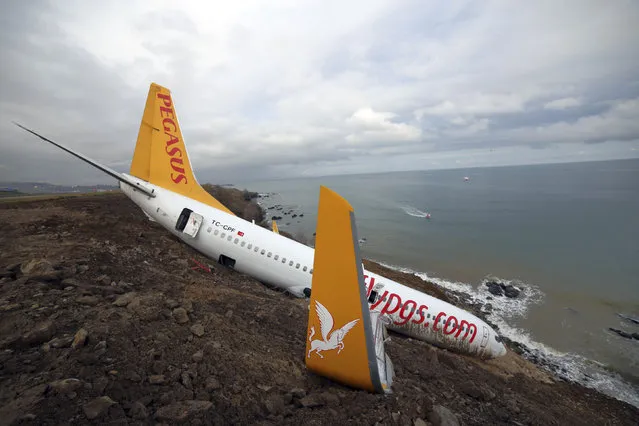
[239,158,639,408]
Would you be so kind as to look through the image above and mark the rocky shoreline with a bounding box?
[1,191,638,425]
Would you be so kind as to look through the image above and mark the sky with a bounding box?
[1,0,639,185]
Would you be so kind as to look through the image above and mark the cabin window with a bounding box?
[234,238,239,244]
[274,255,279,260]
[241,241,246,247]
[214,230,219,236]
[207,227,212,233]
[289,261,294,266]
[309,269,313,274]
[267,252,272,258]
[295,263,300,269]
[254,246,259,252]
[261,249,266,255]
[303,266,307,272]
[248,244,252,249]
[282,258,286,263]
[221,232,226,238]
[227,235,232,241]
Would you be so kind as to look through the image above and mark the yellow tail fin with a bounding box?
[272,220,279,234]
[130,83,234,215]
[305,186,391,393]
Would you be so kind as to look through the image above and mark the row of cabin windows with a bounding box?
[207,226,312,274]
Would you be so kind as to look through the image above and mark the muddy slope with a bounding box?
[0,192,637,425]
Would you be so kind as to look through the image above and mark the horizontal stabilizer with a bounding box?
[13,122,155,198]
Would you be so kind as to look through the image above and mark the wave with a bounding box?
[399,205,429,218]
[376,261,639,409]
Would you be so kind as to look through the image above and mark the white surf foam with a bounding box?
[376,261,639,408]
[399,205,429,218]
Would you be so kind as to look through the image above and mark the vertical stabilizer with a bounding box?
[305,186,393,393]
[272,220,279,234]
[129,83,234,215]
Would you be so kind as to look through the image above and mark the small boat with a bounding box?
[464,176,470,182]
[425,213,431,219]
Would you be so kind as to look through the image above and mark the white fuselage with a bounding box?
[121,176,507,359]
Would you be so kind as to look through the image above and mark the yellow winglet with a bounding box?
[130,83,234,215]
[305,186,393,393]
[272,220,279,234]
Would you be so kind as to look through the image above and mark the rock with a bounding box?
[460,383,495,401]
[428,405,459,426]
[83,396,116,420]
[205,377,221,391]
[414,418,428,426]
[174,383,195,401]
[94,377,109,394]
[71,328,88,349]
[225,310,233,318]
[609,328,633,339]
[96,274,111,285]
[21,259,54,276]
[190,324,205,337]
[112,292,137,307]
[76,295,100,306]
[299,394,324,408]
[503,284,520,298]
[182,299,194,313]
[485,281,504,297]
[22,320,56,345]
[149,375,166,385]
[48,378,84,395]
[173,307,189,324]
[128,372,142,382]
[129,401,148,420]
[321,392,340,406]
[632,333,639,340]
[6,262,21,272]
[263,394,286,415]
[155,400,213,422]
[192,350,204,362]
[181,372,193,389]
[165,299,179,309]
[94,340,107,351]
[290,388,306,399]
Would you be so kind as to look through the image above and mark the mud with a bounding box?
[0,192,637,425]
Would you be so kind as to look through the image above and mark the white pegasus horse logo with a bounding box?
[307,300,359,359]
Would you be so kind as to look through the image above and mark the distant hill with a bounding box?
[0,182,119,195]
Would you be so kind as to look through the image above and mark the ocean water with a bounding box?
[239,158,639,407]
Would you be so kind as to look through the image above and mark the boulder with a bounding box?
[154,400,213,422]
[428,405,459,426]
[83,396,116,420]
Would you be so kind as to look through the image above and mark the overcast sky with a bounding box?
[1,0,638,185]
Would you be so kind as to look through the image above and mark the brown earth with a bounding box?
[0,191,637,425]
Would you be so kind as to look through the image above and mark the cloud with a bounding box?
[1,0,638,185]
[544,97,582,110]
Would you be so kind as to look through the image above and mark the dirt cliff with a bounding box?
[0,191,637,425]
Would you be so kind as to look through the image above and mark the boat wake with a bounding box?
[377,261,639,409]
[399,205,429,218]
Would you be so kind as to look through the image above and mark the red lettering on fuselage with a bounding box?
[157,93,187,184]
[364,274,478,344]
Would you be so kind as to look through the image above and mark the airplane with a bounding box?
[14,82,507,359]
